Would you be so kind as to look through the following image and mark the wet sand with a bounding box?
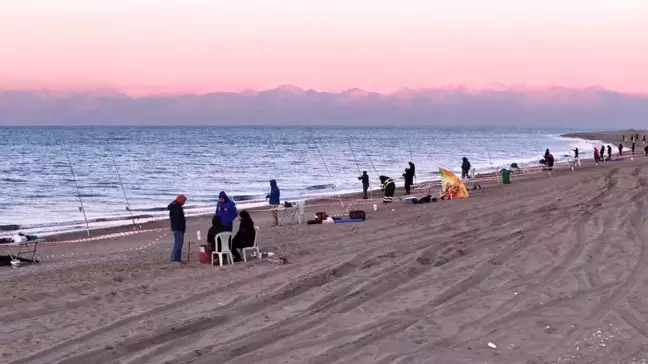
[3,131,648,363]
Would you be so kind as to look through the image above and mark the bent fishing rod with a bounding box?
[64,144,90,237]
[112,156,138,230]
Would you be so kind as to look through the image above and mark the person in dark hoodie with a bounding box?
[403,167,414,195]
[409,162,416,181]
[632,142,636,155]
[358,171,370,199]
[215,191,238,231]
[231,210,257,262]
[461,157,471,179]
[618,143,624,156]
[573,147,579,158]
[600,144,605,161]
[607,145,612,160]
[266,180,280,226]
[206,214,225,253]
[544,149,550,160]
[379,175,395,203]
[168,194,187,263]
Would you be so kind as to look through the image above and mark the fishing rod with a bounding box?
[112,156,138,230]
[64,144,90,237]
[360,144,381,180]
[347,137,373,199]
[309,130,345,209]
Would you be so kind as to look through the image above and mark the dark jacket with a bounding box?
[607,145,612,157]
[234,211,256,248]
[207,215,224,245]
[167,200,186,233]
[380,176,394,189]
[573,148,579,158]
[462,157,471,171]
[403,168,414,185]
[358,172,369,186]
[266,180,280,205]
[408,162,415,177]
[215,191,238,230]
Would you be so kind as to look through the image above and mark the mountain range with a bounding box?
[1,85,647,127]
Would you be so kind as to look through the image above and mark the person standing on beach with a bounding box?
[409,162,416,181]
[403,167,414,195]
[618,143,624,156]
[380,176,395,203]
[607,145,612,160]
[573,148,579,158]
[168,194,187,263]
[594,147,600,163]
[600,144,605,161]
[266,180,280,226]
[215,191,238,232]
[461,157,471,179]
[358,171,370,199]
[632,142,636,155]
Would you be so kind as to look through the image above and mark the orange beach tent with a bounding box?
[439,168,469,199]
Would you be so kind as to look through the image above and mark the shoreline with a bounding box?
[3,132,606,240]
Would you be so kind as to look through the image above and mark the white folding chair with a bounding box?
[212,232,233,266]
[242,227,261,262]
[292,200,306,224]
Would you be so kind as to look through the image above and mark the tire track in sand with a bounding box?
[546,171,648,361]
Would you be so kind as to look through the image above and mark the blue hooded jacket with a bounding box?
[215,191,238,229]
[266,180,280,205]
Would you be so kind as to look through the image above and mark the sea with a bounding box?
[0,126,602,237]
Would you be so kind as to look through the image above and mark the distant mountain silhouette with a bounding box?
[1,86,647,127]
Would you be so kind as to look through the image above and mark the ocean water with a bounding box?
[0,126,600,236]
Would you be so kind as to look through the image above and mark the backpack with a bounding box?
[349,210,366,220]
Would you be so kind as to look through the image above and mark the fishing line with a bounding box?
[348,137,373,199]
[64,144,90,236]
[112,155,138,230]
[309,129,345,209]
[360,144,381,180]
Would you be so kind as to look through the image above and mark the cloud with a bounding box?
[1,86,647,127]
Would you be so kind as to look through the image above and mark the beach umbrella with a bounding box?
[439,168,469,199]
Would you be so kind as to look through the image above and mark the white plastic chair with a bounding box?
[292,200,306,224]
[242,227,260,262]
[212,232,233,266]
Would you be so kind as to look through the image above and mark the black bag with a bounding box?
[349,210,366,220]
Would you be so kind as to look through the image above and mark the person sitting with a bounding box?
[215,191,238,232]
[206,215,225,253]
[232,210,256,262]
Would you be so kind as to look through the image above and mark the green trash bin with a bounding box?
[501,169,511,184]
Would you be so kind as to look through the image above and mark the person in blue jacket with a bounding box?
[215,191,238,231]
[266,179,280,226]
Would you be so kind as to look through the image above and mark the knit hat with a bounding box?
[176,194,187,204]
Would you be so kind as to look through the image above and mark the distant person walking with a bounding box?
[358,171,370,199]
[168,194,187,263]
[266,180,280,226]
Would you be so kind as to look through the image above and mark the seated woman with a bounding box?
[206,215,225,253]
[232,210,256,262]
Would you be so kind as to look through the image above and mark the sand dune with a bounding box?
[3,145,648,363]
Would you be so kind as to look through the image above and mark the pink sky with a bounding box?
[1,0,647,95]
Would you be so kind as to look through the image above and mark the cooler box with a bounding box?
[199,245,211,264]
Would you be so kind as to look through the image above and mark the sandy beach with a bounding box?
[3,131,648,363]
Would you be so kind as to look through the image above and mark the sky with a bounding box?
[1,0,647,95]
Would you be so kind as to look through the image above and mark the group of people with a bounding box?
[168,186,269,263]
